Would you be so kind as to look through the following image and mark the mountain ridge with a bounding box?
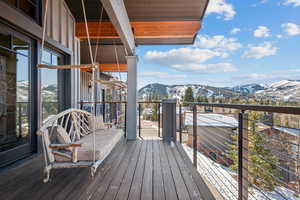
[138,80,300,102]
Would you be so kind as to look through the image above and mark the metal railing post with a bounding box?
[124,103,127,137]
[193,104,197,168]
[238,111,249,200]
[139,103,141,138]
[18,103,22,138]
[158,103,161,137]
[179,103,182,143]
[102,102,105,122]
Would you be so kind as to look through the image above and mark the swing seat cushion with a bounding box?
[88,116,106,130]
[54,128,123,162]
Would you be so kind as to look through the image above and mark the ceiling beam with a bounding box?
[76,21,201,40]
[100,0,135,55]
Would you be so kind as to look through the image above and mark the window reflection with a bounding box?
[0,36,30,152]
[41,50,61,121]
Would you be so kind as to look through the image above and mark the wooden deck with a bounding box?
[0,139,215,200]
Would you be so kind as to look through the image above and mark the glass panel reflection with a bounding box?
[41,50,60,121]
[0,36,30,152]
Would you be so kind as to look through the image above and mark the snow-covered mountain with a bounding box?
[139,80,300,102]
[231,84,266,94]
[255,80,300,102]
[138,83,245,100]
[17,81,57,102]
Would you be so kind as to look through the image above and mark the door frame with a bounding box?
[0,22,38,168]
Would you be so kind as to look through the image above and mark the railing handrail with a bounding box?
[184,102,300,115]
[79,100,162,104]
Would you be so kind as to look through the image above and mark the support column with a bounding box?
[162,99,177,143]
[126,56,138,140]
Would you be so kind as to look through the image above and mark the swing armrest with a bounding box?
[50,143,82,163]
[49,143,82,149]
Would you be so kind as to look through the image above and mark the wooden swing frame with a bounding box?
[37,0,126,183]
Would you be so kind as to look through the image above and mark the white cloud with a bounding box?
[242,42,278,59]
[276,34,283,39]
[233,69,300,82]
[171,63,237,73]
[195,35,242,52]
[283,0,300,7]
[253,26,271,38]
[281,23,300,36]
[140,72,186,79]
[260,0,268,3]
[230,28,241,35]
[145,48,227,66]
[206,0,236,20]
[144,47,237,73]
[274,69,300,73]
[144,34,242,74]
[233,73,269,80]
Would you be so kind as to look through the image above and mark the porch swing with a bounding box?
[36,0,124,183]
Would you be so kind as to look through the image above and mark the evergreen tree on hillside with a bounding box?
[183,87,194,103]
[196,96,209,103]
[227,111,279,191]
[183,87,194,107]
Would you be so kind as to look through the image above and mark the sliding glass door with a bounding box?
[0,25,34,167]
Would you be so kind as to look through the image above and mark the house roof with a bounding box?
[184,113,238,128]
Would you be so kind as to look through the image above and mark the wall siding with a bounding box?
[43,0,81,108]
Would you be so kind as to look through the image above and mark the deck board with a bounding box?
[102,141,141,200]
[141,140,153,200]
[0,139,215,200]
[159,141,179,200]
[153,140,165,200]
[127,139,147,200]
[91,140,137,200]
[164,143,191,200]
[115,140,143,200]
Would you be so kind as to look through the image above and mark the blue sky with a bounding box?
[137,0,300,89]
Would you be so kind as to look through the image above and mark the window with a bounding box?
[3,0,39,21]
[0,32,31,153]
[41,49,62,120]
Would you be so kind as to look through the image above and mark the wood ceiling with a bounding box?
[66,0,208,45]
[64,0,209,71]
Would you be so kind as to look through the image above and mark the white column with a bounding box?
[126,56,138,140]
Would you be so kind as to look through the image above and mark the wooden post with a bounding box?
[193,104,197,168]
[238,112,249,200]
[179,103,182,143]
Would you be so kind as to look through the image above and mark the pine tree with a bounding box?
[227,111,279,191]
[196,96,208,103]
[183,87,194,106]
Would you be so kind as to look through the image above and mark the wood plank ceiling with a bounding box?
[64,0,209,71]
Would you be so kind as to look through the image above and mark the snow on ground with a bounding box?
[182,144,300,200]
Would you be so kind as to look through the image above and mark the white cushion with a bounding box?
[56,126,71,144]
[54,128,123,162]
[88,115,106,130]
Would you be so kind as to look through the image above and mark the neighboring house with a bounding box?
[184,112,238,166]
[260,126,300,184]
